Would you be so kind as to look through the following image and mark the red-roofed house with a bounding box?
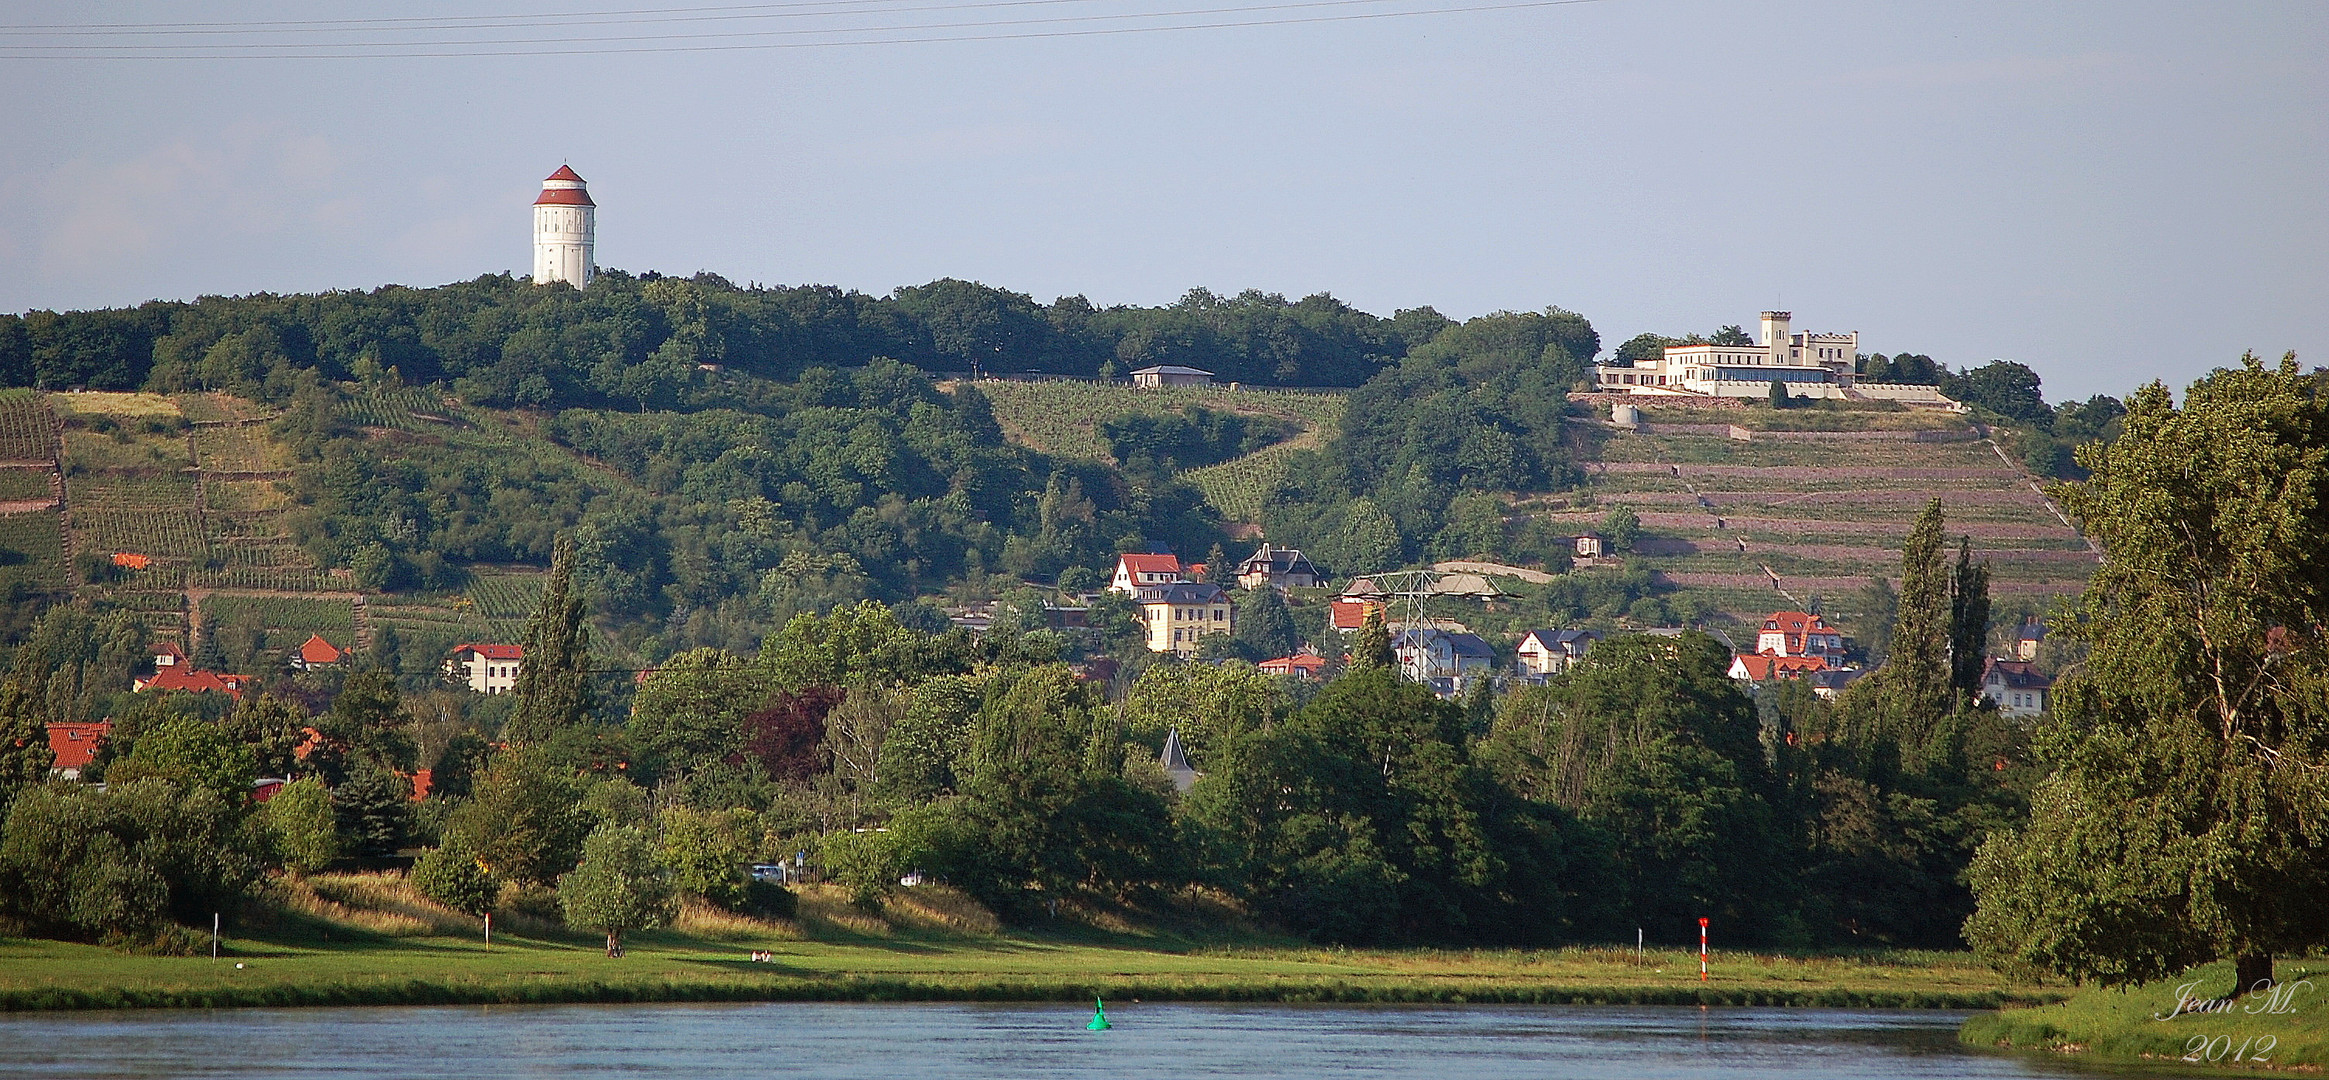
[1258,652,1330,681]
[150,642,187,669]
[112,552,150,571]
[136,667,251,699]
[408,768,434,801]
[45,721,109,780]
[290,634,347,671]
[1110,553,1188,595]
[1329,598,1385,632]
[1753,611,1848,666]
[1728,653,1831,684]
[447,643,524,694]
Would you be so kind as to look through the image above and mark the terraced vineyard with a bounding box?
[1556,405,2098,628]
[0,393,57,461]
[973,379,1345,461]
[1184,440,1310,524]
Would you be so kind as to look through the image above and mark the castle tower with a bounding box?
[532,165,595,288]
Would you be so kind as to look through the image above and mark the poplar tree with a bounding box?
[1967,357,2329,990]
[1869,499,1954,736]
[1948,537,1993,695]
[0,678,54,795]
[1351,609,1395,671]
[508,535,594,746]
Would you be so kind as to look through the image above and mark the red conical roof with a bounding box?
[536,164,594,207]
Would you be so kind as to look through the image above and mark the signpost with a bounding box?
[1699,917,1709,982]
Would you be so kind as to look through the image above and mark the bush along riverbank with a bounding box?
[1962,958,2329,1070]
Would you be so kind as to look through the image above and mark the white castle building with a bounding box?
[1594,311,1953,406]
[533,165,595,289]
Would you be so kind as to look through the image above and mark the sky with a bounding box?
[0,0,2321,402]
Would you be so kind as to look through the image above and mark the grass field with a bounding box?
[1961,958,2329,1070]
[0,874,2055,1013]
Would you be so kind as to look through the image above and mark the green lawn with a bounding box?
[1961,958,2329,1070]
[0,904,2054,1012]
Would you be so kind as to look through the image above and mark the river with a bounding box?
[1,1003,2129,1078]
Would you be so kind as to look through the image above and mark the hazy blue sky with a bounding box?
[1,0,2321,400]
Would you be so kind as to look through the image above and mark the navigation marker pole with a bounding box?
[212,913,220,960]
[1087,997,1111,1031]
[1699,917,1709,982]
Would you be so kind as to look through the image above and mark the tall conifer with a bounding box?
[1948,536,1992,694]
[507,535,594,745]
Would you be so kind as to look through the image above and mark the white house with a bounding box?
[447,643,525,694]
[1235,543,1322,590]
[1130,365,1214,387]
[1515,629,1597,676]
[1981,658,2053,718]
[1110,552,1189,596]
[1593,311,1962,406]
[1130,581,1235,654]
[1393,627,1494,696]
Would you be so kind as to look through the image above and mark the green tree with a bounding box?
[1948,537,1993,695]
[1120,660,1286,769]
[627,648,757,781]
[1351,609,1394,670]
[1768,378,1790,408]
[558,822,678,956]
[260,777,340,874]
[411,833,500,918]
[1863,499,1953,745]
[0,678,54,796]
[1233,587,1298,661]
[1967,358,2329,990]
[508,535,595,745]
[659,805,757,909]
[333,761,414,858]
[107,717,256,805]
[219,693,309,780]
[1602,505,1641,553]
[0,778,266,944]
[442,748,589,884]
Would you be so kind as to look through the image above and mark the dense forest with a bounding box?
[0,274,1440,404]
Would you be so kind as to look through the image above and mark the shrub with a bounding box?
[260,778,339,874]
[658,805,755,910]
[410,835,499,917]
[0,779,265,944]
[743,879,798,921]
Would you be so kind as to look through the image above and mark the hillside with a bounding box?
[1557,399,2098,633]
[973,378,1346,525]
[0,388,545,674]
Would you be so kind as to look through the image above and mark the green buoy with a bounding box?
[1086,997,1111,1030]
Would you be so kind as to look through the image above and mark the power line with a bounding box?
[3,0,1483,50]
[0,0,1122,37]
[0,0,1607,59]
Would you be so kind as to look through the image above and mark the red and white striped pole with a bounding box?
[1699,917,1709,982]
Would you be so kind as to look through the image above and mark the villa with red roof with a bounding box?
[290,634,347,671]
[135,667,252,699]
[1728,653,1831,684]
[1258,652,1330,681]
[45,721,109,780]
[1753,610,1848,666]
[1109,552,1190,596]
[447,643,524,694]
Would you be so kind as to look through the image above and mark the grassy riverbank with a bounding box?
[0,880,2054,1013]
[1961,959,2329,1070]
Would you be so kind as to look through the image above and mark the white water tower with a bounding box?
[532,165,595,288]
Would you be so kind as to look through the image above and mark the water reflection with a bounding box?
[1,1003,2118,1079]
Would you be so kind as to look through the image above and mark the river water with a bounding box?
[0,1003,2126,1078]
